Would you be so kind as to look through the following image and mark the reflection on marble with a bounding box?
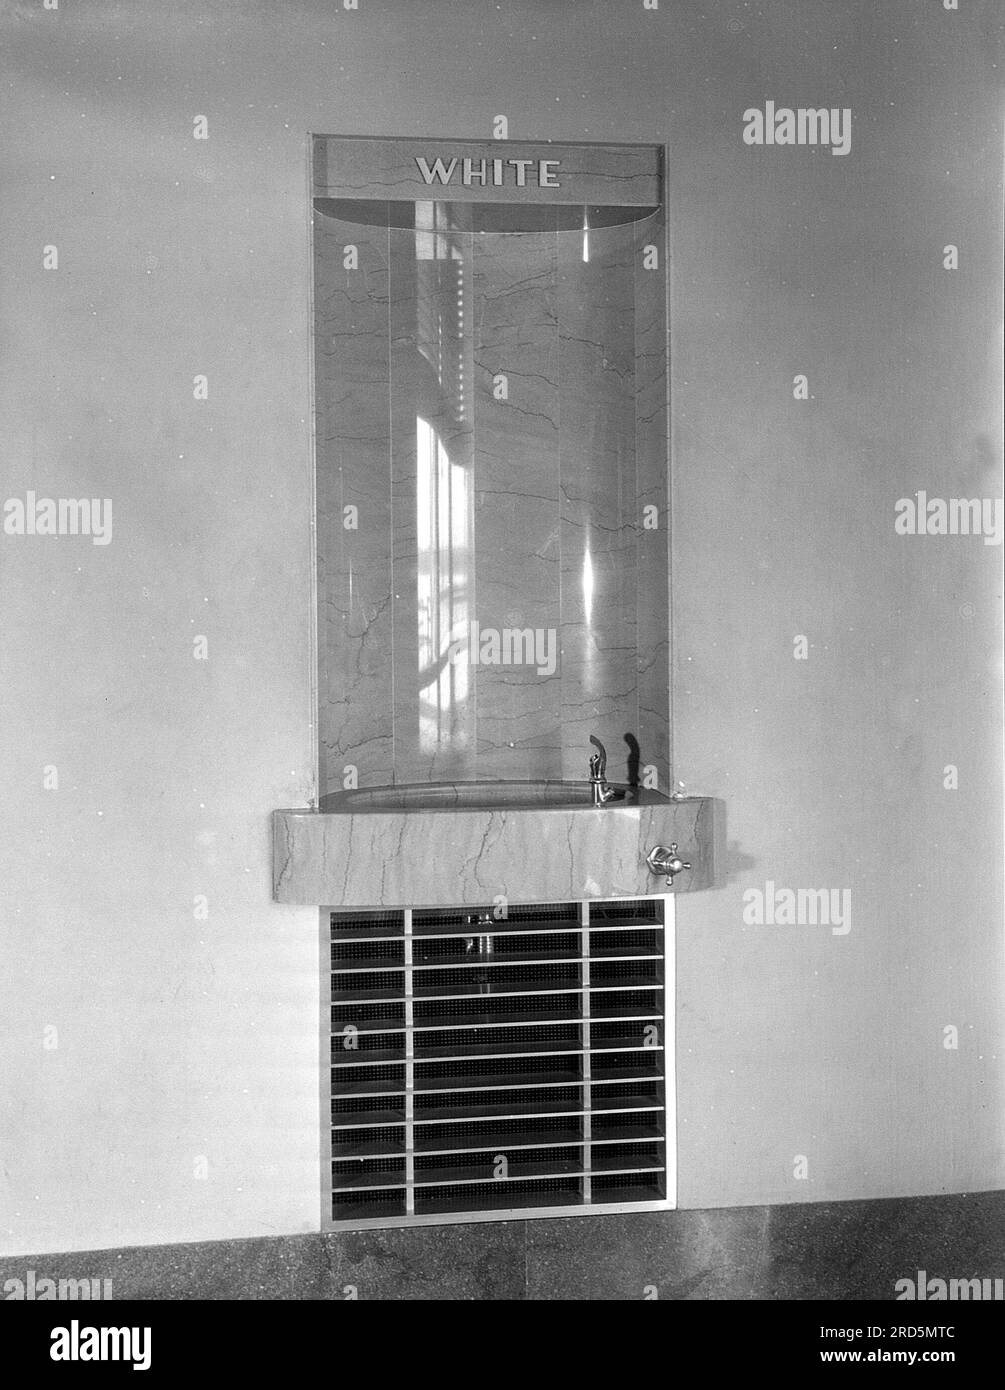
[635,209,671,793]
[272,796,721,907]
[473,231,562,777]
[314,193,671,802]
[525,1208,772,1301]
[390,223,477,783]
[526,1192,1005,1301]
[315,215,393,793]
[558,222,638,783]
[317,1222,528,1301]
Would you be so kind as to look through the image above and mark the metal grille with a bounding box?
[326,898,670,1228]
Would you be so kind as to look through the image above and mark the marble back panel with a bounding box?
[314,141,670,801]
[313,136,661,207]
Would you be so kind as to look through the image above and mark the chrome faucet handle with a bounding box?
[646,842,692,887]
[588,735,607,780]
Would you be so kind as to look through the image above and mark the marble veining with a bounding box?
[312,140,671,811]
[273,795,721,908]
[313,137,662,208]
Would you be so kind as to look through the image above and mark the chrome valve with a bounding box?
[646,842,691,887]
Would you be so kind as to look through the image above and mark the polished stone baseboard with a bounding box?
[3,1191,1002,1301]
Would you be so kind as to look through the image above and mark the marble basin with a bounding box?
[274,788,722,909]
[318,780,649,813]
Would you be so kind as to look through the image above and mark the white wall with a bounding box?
[1,0,1001,1255]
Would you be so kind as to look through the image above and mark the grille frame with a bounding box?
[322,895,675,1230]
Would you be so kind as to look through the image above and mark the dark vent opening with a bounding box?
[413,903,579,932]
[331,909,404,933]
[413,993,580,1026]
[331,1030,405,1059]
[413,931,577,963]
[332,1188,405,1222]
[415,1177,583,1216]
[326,899,668,1225]
[332,940,405,965]
[332,1125,404,1158]
[589,900,660,924]
[592,1173,665,1203]
[331,1002,406,1030]
[332,1157,406,1186]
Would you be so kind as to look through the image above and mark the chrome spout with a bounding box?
[588,735,623,806]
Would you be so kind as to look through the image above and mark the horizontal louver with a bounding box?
[328,898,669,1226]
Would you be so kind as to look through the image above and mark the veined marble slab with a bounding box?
[272,796,722,908]
[313,136,662,208]
[312,142,671,803]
